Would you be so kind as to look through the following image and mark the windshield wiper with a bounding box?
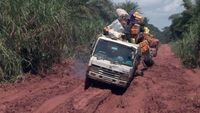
[94,54,107,60]
[109,59,122,65]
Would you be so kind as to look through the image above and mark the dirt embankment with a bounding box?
[0,44,200,113]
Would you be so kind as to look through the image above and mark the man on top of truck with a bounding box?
[103,8,129,40]
[143,27,160,57]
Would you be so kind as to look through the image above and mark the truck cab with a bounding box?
[85,35,141,89]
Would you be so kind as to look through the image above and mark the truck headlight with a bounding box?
[88,65,99,73]
[88,66,95,72]
[119,74,129,81]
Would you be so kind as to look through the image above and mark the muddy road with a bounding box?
[0,44,200,113]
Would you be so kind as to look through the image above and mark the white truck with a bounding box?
[84,34,141,89]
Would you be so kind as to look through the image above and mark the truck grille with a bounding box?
[90,65,123,79]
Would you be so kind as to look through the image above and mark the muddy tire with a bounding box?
[84,77,92,90]
[136,70,144,76]
[144,57,154,67]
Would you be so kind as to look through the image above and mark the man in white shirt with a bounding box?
[103,8,129,40]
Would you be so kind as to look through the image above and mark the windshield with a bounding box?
[93,39,135,67]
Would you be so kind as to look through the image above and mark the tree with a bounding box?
[169,0,194,40]
[116,1,140,14]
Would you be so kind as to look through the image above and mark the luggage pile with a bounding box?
[103,8,160,69]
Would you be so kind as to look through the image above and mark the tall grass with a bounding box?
[1,0,68,77]
[0,42,21,82]
[0,0,114,81]
[172,20,200,68]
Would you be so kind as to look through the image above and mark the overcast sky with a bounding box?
[112,0,184,30]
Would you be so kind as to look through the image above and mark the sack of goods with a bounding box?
[144,27,150,34]
[139,40,150,55]
[133,12,143,23]
[144,34,159,48]
[105,19,125,39]
[116,8,129,18]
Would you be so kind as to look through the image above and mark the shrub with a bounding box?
[0,42,21,81]
[172,20,200,68]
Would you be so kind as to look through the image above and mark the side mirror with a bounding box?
[131,52,135,60]
[89,40,94,48]
[131,47,136,59]
[89,40,96,54]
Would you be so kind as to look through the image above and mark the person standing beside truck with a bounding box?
[126,10,154,69]
[143,27,160,57]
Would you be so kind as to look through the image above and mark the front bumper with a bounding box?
[87,71,128,87]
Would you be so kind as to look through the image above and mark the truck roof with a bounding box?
[98,35,139,49]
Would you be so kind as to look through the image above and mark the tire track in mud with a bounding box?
[142,45,200,113]
[0,77,61,113]
[93,76,151,113]
[48,87,112,113]
[0,78,59,105]
[34,85,84,113]
[1,76,81,113]
[34,85,111,113]
[1,78,112,113]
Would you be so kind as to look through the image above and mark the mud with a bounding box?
[0,44,200,113]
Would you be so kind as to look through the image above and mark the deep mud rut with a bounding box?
[0,44,200,113]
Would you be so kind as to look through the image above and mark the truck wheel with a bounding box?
[84,77,92,90]
[153,50,158,57]
[136,70,144,76]
[144,58,154,67]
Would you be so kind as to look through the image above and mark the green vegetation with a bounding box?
[144,17,167,43]
[172,19,200,68]
[147,24,166,43]
[167,0,200,68]
[0,0,115,82]
[115,1,140,13]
